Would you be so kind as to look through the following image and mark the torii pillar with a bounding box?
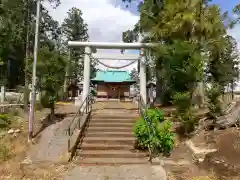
[81,46,91,104]
[140,48,147,104]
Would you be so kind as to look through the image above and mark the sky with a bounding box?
[45,0,240,72]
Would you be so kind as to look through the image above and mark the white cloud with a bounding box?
[44,0,139,72]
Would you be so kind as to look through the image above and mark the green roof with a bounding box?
[91,70,135,83]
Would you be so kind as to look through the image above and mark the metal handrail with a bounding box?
[137,94,156,162]
[67,94,93,151]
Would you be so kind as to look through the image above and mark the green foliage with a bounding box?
[0,114,11,129]
[173,92,196,134]
[0,0,62,89]
[158,120,175,154]
[26,47,66,111]
[133,109,174,155]
[206,84,223,121]
[156,41,203,98]
[145,108,164,123]
[62,7,89,80]
[207,35,239,90]
[123,0,239,107]
[0,144,11,162]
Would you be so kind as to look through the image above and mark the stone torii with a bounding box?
[68,41,155,105]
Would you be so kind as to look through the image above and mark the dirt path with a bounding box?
[27,105,79,163]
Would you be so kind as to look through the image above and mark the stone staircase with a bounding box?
[76,108,149,165]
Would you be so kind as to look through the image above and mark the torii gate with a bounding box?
[68,41,155,105]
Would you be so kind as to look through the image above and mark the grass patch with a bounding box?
[0,114,12,129]
[0,143,11,161]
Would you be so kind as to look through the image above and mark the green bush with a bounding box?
[172,92,197,134]
[0,114,11,129]
[206,84,223,122]
[133,109,174,155]
[158,120,175,154]
[146,108,165,123]
[40,93,55,109]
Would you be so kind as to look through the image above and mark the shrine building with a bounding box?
[91,70,136,100]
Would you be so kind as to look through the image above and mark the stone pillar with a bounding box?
[140,48,147,104]
[0,86,5,103]
[76,46,91,106]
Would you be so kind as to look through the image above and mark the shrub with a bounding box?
[0,114,11,129]
[146,108,165,123]
[158,119,175,154]
[133,109,174,155]
[133,117,150,150]
[172,92,197,134]
[206,84,223,123]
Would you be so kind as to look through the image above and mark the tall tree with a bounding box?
[26,46,66,119]
[123,0,238,105]
[0,0,62,112]
[62,7,89,82]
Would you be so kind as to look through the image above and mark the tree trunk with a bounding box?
[50,106,55,121]
[155,61,163,105]
[24,0,30,112]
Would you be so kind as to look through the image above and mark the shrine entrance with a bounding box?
[67,41,155,105]
[91,70,136,101]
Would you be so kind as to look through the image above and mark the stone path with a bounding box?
[27,105,79,163]
[64,165,167,180]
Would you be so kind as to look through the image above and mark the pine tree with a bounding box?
[62,7,89,81]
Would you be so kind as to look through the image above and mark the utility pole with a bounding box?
[63,50,71,100]
[28,0,41,142]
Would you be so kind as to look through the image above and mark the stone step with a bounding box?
[86,131,134,138]
[80,143,134,150]
[87,127,133,133]
[89,122,134,128]
[92,115,139,120]
[83,137,135,145]
[90,118,137,123]
[78,150,147,158]
[76,157,148,165]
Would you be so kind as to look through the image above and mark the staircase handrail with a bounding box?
[137,94,156,162]
[67,93,93,151]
